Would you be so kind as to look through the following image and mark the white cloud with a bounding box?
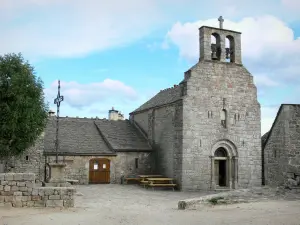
[261,105,280,134]
[281,0,300,10]
[164,15,300,134]
[165,15,300,63]
[44,79,138,109]
[0,0,178,58]
[254,74,280,87]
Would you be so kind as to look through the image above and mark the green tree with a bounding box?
[0,53,49,158]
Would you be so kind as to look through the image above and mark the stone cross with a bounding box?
[54,80,64,163]
[218,16,224,29]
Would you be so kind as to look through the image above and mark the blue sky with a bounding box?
[1,0,300,134]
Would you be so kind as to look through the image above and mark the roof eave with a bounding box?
[44,152,117,156]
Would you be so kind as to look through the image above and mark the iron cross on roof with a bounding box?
[218,16,224,29]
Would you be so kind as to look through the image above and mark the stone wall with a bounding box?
[132,102,183,186]
[8,135,45,182]
[46,152,153,184]
[181,61,261,190]
[0,173,75,208]
[264,105,300,187]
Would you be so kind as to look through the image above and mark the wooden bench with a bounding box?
[147,178,177,191]
[140,180,150,188]
[125,177,141,184]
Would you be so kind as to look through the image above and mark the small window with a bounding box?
[25,156,29,161]
[221,109,227,128]
[93,162,98,170]
[103,164,106,169]
[135,158,139,169]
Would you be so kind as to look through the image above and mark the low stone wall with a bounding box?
[0,173,75,208]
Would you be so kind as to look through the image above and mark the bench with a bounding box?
[125,177,141,184]
[140,180,150,188]
[148,183,177,191]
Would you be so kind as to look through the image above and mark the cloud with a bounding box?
[281,0,300,10]
[44,79,138,109]
[261,105,279,135]
[254,74,280,88]
[164,15,300,83]
[163,15,300,134]
[0,0,174,58]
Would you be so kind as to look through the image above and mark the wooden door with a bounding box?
[89,158,110,184]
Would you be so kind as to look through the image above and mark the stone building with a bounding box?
[9,18,262,191]
[130,21,262,191]
[262,104,300,187]
[9,116,153,184]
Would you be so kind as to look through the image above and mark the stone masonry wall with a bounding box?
[133,103,183,187]
[264,105,300,186]
[0,173,75,208]
[8,134,45,182]
[182,61,261,191]
[47,153,153,184]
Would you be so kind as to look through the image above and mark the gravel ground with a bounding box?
[0,184,300,225]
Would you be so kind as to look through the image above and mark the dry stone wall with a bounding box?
[0,173,75,208]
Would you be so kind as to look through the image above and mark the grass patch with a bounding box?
[208,196,225,205]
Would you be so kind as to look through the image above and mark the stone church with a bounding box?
[8,18,262,191]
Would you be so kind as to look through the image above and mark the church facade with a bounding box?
[130,24,262,190]
[7,19,262,191]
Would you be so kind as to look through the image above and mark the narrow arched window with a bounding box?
[225,35,235,63]
[211,33,221,60]
[221,109,227,128]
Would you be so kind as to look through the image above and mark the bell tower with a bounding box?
[199,16,242,64]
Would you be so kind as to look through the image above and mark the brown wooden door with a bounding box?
[89,158,110,184]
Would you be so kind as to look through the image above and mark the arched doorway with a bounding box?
[214,147,228,187]
[89,158,110,184]
[210,140,238,189]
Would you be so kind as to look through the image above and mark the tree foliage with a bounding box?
[0,53,49,157]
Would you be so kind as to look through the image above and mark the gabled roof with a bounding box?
[131,85,182,114]
[44,117,114,156]
[262,104,300,150]
[94,120,152,151]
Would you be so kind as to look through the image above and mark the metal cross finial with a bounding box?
[218,16,224,29]
[54,80,64,163]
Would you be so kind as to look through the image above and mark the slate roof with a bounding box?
[44,117,152,155]
[131,85,182,113]
[44,117,114,156]
[94,120,152,151]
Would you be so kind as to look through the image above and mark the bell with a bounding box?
[225,47,233,59]
[212,52,218,60]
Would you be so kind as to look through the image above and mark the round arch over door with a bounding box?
[89,158,110,184]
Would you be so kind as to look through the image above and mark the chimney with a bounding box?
[108,107,124,121]
[48,110,55,117]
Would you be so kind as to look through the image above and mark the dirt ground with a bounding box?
[0,184,300,225]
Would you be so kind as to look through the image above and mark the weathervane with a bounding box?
[54,80,64,163]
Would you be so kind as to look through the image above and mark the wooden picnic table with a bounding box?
[138,175,163,187]
[146,177,176,191]
[146,178,174,181]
